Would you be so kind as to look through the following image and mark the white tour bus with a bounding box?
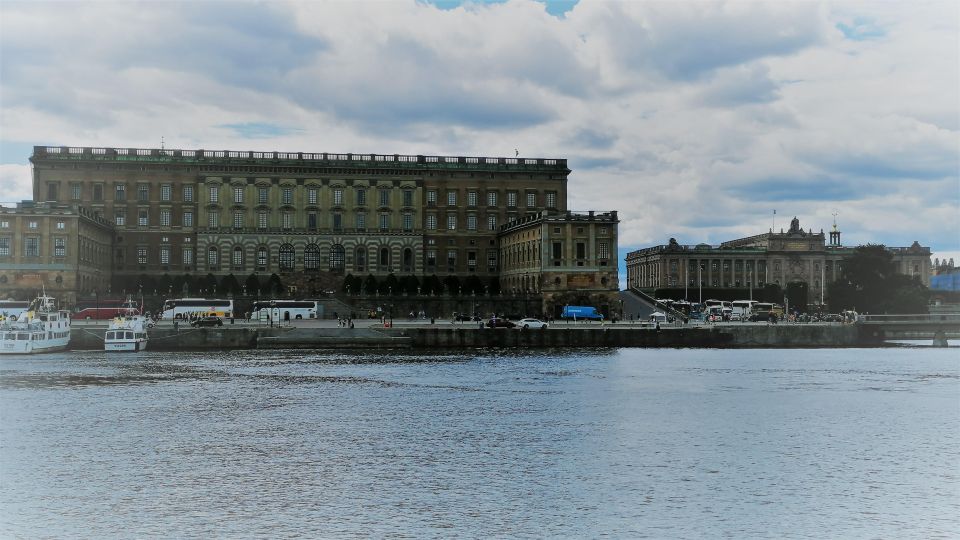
[160,298,234,320]
[731,300,758,321]
[0,300,31,321]
[250,300,319,322]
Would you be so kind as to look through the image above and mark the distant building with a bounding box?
[625,217,931,304]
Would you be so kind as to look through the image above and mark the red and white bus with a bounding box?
[74,298,141,320]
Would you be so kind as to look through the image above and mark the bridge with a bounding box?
[858,313,960,346]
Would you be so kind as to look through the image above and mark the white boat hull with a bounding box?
[0,336,70,354]
[104,339,148,352]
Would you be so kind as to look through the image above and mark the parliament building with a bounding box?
[0,145,620,316]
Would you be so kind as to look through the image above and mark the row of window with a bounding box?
[0,236,66,257]
[0,220,65,230]
[47,181,559,211]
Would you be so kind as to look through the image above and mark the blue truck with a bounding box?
[561,305,603,320]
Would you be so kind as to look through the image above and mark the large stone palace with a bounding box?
[0,145,620,316]
[625,217,931,304]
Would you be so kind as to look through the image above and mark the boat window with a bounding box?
[17,333,28,340]
[106,332,115,340]
[125,332,134,339]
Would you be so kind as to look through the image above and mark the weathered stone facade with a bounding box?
[0,202,113,304]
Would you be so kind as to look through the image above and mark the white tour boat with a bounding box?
[0,294,72,354]
[104,309,151,352]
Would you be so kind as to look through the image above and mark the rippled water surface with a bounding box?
[1,348,958,538]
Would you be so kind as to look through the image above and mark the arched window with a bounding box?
[329,244,345,273]
[355,246,366,272]
[279,243,295,271]
[379,247,390,271]
[208,246,219,267]
[232,246,244,268]
[402,248,413,272]
[257,246,268,269]
[304,244,320,272]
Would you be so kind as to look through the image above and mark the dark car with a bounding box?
[191,316,223,327]
[486,318,516,328]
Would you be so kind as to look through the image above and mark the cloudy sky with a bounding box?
[1,0,958,280]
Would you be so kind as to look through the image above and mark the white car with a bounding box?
[517,318,548,329]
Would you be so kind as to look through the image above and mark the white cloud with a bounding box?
[0,0,957,257]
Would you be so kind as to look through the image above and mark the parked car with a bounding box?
[191,316,223,327]
[453,313,480,322]
[516,318,548,329]
[487,318,516,328]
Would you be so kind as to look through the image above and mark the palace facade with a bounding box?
[625,217,931,304]
[4,145,619,312]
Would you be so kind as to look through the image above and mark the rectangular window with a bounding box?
[138,209,148,226]
[308,188,318,205]
[115,184,126,201]
[47,182,58,201]
[467,251,477,269]
[234,211,244,229]
[526,192,536,208]
[208,212,219,228]
[258,187,269,204]
[447,250,457,270]
[282,212,292,229]
[28,221,37,229]
[468,191,478,207]
[379,189,390,207]
[183,185,194,202]
[93,184,104,201]
[258,212,268,229]
[507,191,517,207]
[356,212,366,230]
[552,242,562,259]
[54,238,66,257]
[183,247,193,265]
[160,246,170,265]
[488,215,497,231]
[488,250,497,271]
[599,242,610,259]
[487,191,497,207]
[356,188,366,206]
[234,186,244,204]
[138,184,149,202]
[232,248,242,267]
[427,190,437,206]
[447,191,457,206]
[257,248,267,267]
[546,191,557,208]
[282,187,293,205]
[308,212,318,230]
[467,214,477,231]
[56,221,65,230]
[379,213,390,231]
[183,211,193,227]
[71,184,82,200]
[403,189,413,207]
[137,247,147,265]
[402,213,413,231]
[426,249,437,268]
[576,242,586,259]
[447,214,457,230]
[0,237,9,256]
[208,248,218,266]
[208,185,219,203]
[160,209,171,226]
[161,184,172,201]
[426,214,437,230]
[332,213,342,231]
[333,189,343,206]
[25,237,39,257]
[0,221,8,228]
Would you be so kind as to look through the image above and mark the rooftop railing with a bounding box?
[32,146,568,171]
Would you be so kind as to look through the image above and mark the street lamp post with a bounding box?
[698,264,703,304]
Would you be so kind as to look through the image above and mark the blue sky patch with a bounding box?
[836,17,886,41]
[422,0,578,17]
[219,123,302,139]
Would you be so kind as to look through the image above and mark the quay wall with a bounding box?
[69,324,863,351]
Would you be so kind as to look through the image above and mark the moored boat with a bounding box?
[104,308,151,352]
[0,294,72,354]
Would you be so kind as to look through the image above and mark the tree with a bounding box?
[158,273,173,296]
[363,274,379,295]
[268,273,283,296]
[342,274,362,295]
[422,274,441,295]
[463,275,484,296]
[204,273,219,295]
[487,276,501,296]
[786,281,809,313]
[221,273,241,295]
[380,273,400,296]
[828,244,930,314]
[401,274,420,295]
[443,275,461,296]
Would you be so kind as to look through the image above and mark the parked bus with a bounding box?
[250,300,318,321]
[561,305,604,320]
[731,300,757,321]
[160,298,234,320]
[74,298,140,320]
[0,300,30,320]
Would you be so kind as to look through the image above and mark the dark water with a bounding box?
[1,348,957,538]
